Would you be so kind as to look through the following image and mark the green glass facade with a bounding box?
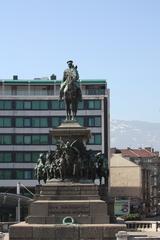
[0,79,109,185]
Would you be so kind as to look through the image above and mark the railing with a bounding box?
[126,221,158,232]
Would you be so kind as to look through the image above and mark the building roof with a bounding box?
[0,79,107,85]
[0,193,32,207]
[121,148,157,158]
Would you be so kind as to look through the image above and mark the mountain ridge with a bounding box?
[110,119,160,151]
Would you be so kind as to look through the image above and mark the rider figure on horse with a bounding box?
[60,60,82,102]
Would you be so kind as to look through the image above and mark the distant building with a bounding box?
[110,153,150,216]
[121,147,160,215]
[110,147,160,216]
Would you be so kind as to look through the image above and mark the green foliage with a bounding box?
[122,213,141,221]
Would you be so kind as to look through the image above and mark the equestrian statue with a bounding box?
[59,60,82,120]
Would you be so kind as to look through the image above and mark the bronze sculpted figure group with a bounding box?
[60,60,82,120]
[35,140,100,183]
[35,60,108,185]
[35,141,108,184]
[35,153,47,184]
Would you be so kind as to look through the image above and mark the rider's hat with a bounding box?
[67,60,73,64]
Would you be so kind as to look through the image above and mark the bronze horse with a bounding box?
[60,61,82,121]
[64,77,79,120]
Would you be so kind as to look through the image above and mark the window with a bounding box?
[0,152,12,163]
[15,118,23,127]
[51,116,65,127]
[16,135,48,145]
[24,118,31,127]
[52,117,59,127]
[5,86,12,95]
[88,133,101,145]
[32,118,39,127]
[88,116,101,127]
[15,152,23,162]
[15,101,23,109]
[32,117,48,127]
[88,100,101,110]
[30,86,49,96]
[40,135,48,144]
[15,101,31,110]
[15,152,39,163]
[88,135,94,144]
[15,170,24,179]
[0,117,12,127]
[15,135,31,144]
[0,169,33,179]
[0,170,12,179]
[15,170,33,179]
[32,135,48,144]
[86,86,105,95]
[0,135,12,144]
[51,100,65,110]
[16,117,48,127]
[24,152,31,163]
[32,101,39,110]
[24,101,31,109]
[32,101,48,110]
[51,100,59,110]
[40,117,48,127]
[88,101,94,109]
[17,86,28,95]
[95,134,101,144]
[16,135,23,144]
[32,135,40,144]
[88,117,94,127]
[32,152,41,163]
[76,116,84,126]
[16,118,31,127]
[95,117,101,126]
[24,136,31,144]
[0,100,12,110]
[95,100,101,109]
[24,170,32,179]
[78,101,84,110]
[52,137,57,145]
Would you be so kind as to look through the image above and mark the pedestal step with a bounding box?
[36,182,100,200]
[35,194,99,200]
[28,200,109,224]
[9,222,127,240]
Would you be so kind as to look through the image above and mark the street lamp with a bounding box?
[16,182,34,222]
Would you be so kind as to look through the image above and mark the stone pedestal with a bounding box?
[50,120,90,144]
[26,182,109,225]
[10,182,126,240]
[9,120,126,239]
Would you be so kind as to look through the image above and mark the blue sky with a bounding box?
[0,0,160,122]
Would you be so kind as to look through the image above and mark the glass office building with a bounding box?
[0,77,110,192]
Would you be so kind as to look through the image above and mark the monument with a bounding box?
[9,61,126,240]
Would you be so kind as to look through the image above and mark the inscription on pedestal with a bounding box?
[48,205,90,215]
